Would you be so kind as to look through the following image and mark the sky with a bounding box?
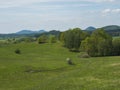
[0,0,120,33]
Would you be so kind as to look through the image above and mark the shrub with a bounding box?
[49,35,57,43]
[81,53,90,58]
[38,35,48,44]
[15,49,21,54]
[78,52,90,58]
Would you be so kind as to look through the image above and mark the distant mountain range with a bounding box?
[85,25,120,36]
[16,30,46,34]
[102,25,120,31]
[0,30,46,39]
[0,29,60,39]
[0,25,120,38]
[85,25,120,31]
[102,25,120,36]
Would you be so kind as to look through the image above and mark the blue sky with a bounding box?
[0,0,120,33]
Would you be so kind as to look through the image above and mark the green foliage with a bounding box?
[15,49,21,54]
[5,37,36,44]
[81,29,112,56]
[78,52,90,58]
[38,35,48,44]
[24,37,35,42]
[112,38,120,55]
[59,32,65,43]
[49,35,57,43]
[62,28,88,51]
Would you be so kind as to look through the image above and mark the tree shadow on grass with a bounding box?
[69,49,80,53]
[23,65,76,73]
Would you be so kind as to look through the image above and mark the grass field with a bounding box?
[0,42,120,90]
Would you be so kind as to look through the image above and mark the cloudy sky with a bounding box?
[0,0,120,33]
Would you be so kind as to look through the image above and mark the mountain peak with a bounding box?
[85,26,96,31]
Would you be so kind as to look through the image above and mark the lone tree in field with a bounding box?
[80,29,112,57]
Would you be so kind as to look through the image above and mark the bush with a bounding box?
[49,35,57,43]
[38,35,48,44]
[15,49,21,54]
[78,52,90,58]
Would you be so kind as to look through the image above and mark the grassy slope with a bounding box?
[0,42,120,90]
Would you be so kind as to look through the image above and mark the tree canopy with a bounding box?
[61,28,88,51]
[80,29,112,57]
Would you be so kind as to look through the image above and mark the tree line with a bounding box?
[60,28,120,57]
[1,27,120,57]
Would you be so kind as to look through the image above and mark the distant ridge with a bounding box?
[102,25,120,36]
[16,30,46,34]
[102,25,120,31]
[85,26,96,31]
[0,25,120,38]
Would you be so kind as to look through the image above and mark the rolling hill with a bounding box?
[85,25,120,36]
[0,42,120,90]
[85,26,96,31]
[16,30,46,34]
[102,25,120,36]
[102,25,120,31]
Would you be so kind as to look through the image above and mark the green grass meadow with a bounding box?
[0,42,120,90]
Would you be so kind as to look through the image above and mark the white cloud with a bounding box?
[0,0,116,8]
[112,9,120,13]
[0,0,42,8]
[72,0,116,3]
[102,8,120,16]
[102,9,111,14]
[96,0,115,2]
[102,8,120,14]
